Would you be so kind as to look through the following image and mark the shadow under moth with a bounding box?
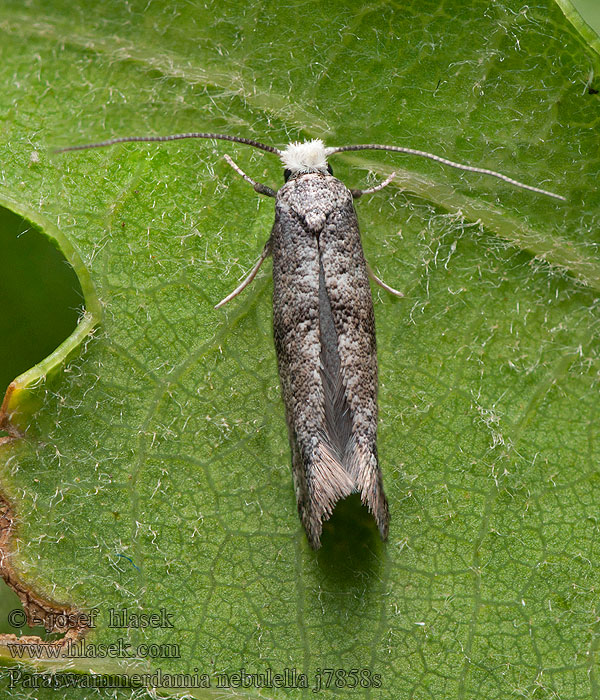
[60,133,564,549]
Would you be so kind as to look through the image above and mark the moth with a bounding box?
[60,133,564,548]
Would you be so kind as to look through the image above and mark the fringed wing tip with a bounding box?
[301,442,354,549]
[355,447,390,543]
[300,442,390,549]
[304,491,390,550]
[364,489,390,542]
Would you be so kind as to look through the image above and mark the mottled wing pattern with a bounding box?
[271,173,389,548]
[319,193,389,541]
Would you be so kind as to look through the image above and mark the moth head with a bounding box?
[281,139,335,181]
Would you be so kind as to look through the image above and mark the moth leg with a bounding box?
[366,262,404,298]
[214,241,272,309]
[351,171,398,199]
[223,154,276,198]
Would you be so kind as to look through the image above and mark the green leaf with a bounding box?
[0,0,599,698]
[556,0,600,52]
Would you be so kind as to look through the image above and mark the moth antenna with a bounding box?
[328,144,566,201]
[56,132,282,157]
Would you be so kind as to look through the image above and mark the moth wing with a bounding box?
[271,201,356,548]
[319,201,390,541]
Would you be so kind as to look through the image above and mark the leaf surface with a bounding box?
[0,1,598,698]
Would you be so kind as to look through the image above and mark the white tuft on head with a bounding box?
[280,139,334,175]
